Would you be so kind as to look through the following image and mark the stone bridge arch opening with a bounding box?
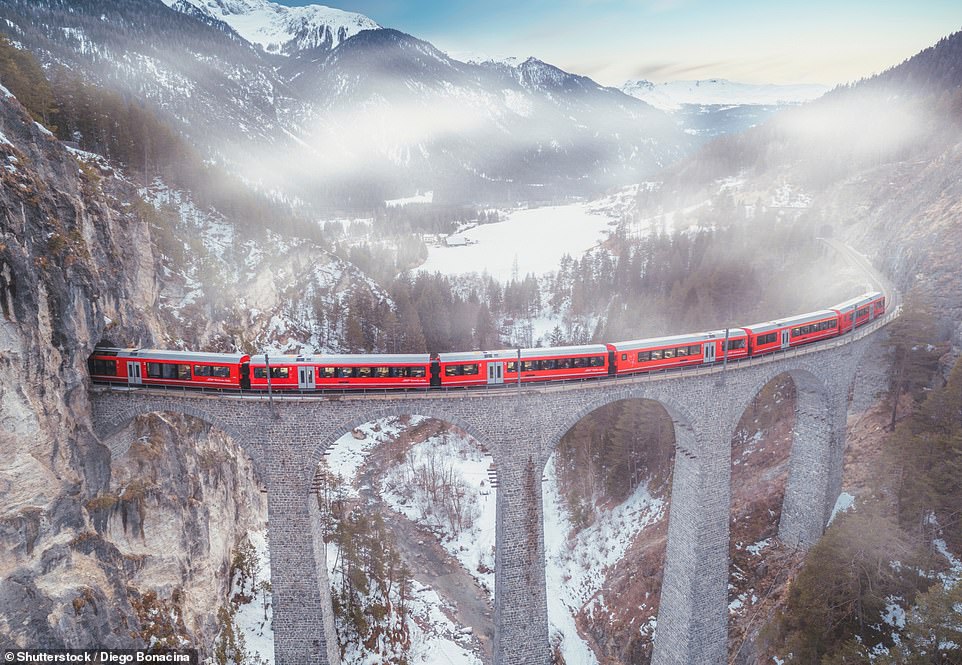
[727,367,841,659]
[308,411,498,664]
[542,396,690,665]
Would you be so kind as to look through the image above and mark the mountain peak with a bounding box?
[162,0,380,55]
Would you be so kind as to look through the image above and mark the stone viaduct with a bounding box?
[87,309,893,665]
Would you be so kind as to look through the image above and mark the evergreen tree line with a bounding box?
[320,213,841,358]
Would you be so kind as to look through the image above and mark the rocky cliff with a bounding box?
[0,86,266,654]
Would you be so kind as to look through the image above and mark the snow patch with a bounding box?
[828,492,856,525]
[385,191,433,207]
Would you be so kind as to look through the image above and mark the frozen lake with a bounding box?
[417,203,614,281]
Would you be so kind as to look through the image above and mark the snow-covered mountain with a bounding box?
[162,0,380,55]
[622,78,829,111]
[620,78,830,140]
[0,0,690,207]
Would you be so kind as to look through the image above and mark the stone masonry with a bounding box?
[88,316,887,665]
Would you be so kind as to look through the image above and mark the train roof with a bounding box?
[743,309,838,334]
[92,347,249,363]
[831,291,883,313]
[438,344,609,363]
[249,353,431,365]
[609,328,746,352]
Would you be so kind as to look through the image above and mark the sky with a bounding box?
[272,0,962,86]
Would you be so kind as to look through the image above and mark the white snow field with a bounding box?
[419,202,615,281]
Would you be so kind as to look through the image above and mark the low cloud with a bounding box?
[630,60,730,81]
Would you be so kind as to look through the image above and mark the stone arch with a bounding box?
[543,387,699,472]
[301,402,499,664]
[304,404,492,486]
[734,364,837,548]
[540,388,698,665]
[91,395,264,468]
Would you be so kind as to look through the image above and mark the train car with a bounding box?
[87,347,250,389]
[609,329,749,375]
[744,309,840,355]
[437,344,610,388]
[831,292,885,333]
[247,354,432,390]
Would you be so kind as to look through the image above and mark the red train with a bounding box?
[88,291,885,391]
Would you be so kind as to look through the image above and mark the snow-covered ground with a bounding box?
[231,530,274,664]
[543,456,666,664]
[418,202,614,280]
[380,429,497,594]
[386,191,434,207]
[323,416,488,665]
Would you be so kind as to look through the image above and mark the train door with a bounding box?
[298,366,315,390]
[781,329,790,349]
[703,342,716,364]
[487,361,504,385]
[127,361,142,385]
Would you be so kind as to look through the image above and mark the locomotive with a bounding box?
[88,292,885,391]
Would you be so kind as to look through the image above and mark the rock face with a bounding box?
[0,87,264,653]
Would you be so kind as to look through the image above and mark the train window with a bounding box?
[253,367,287,379]
[792,328,800,336]
[726,339,745,350]
[409,366,426,378]
[572,357,586,368]
[318,367,336,378]
[830,320,837,328]
[590,356,604,367]
[89,359,117,375]
[637,351,650,362]
[506,362,517,372]
[663,348,676,359]
[621,353,627,361]
[445,365,461,376]
[650,349,663,360]
[465,364,479,375]
[675,347,687,357]
[336,367,352,378]
[521,361,535,372]
[375,367,390,378]
[558,358,571,369]
[194,365,211,377]
[356,367,373,378]
[147,363,162,378]
[177,364,192,380]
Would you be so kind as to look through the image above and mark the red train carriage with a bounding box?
[609,329,749,375]
[247,354,432,390]
[437,344,610,388]
[744,309,841,355]
[87,347,250,388]
[831,292,885,333]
